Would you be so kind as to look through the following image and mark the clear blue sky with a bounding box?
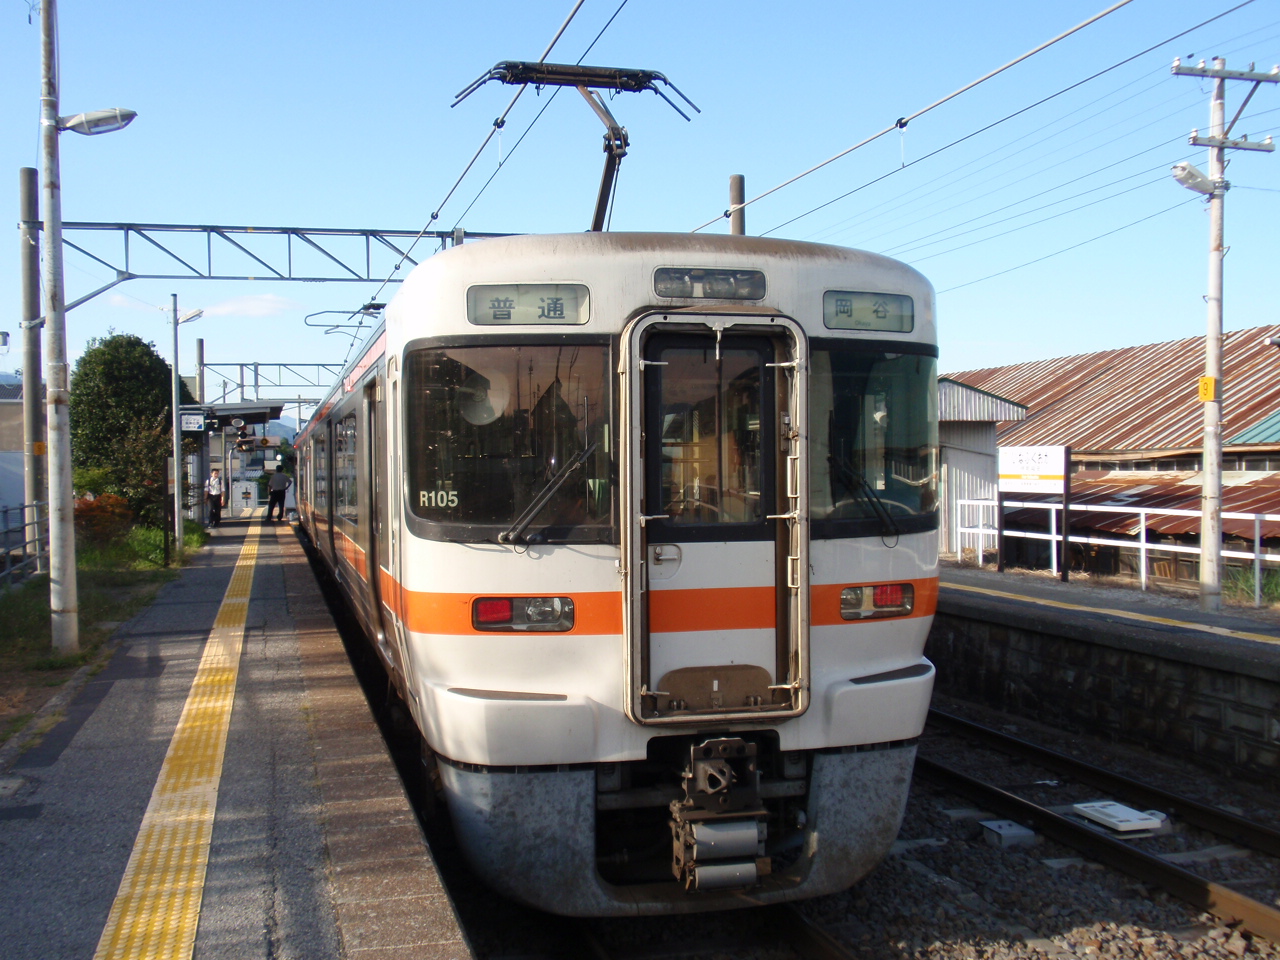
[1,0,1277,394]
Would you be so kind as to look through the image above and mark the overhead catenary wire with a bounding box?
[837,88,1201,251]
[857,85,1221,251]
[840,94,1274,252]
[905,175,1172,263]
[357,0,588,312]
[758,0,1261,239]
[934,197,1200,294]
[804,73,1192,245]
[449,0,632,230]
[883,161,1191,258]
[890,117,1275,264]
[689,0,1144,233]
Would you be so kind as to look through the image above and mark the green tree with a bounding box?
[69,333,195,524]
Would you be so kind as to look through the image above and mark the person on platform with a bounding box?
[205,467,226,528]
[266,469,293,522]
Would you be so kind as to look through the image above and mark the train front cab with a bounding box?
[428,305,938,916]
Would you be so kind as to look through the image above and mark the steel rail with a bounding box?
[915,756,1280,942]
[770,904,861,959]
[928,708,1280,858]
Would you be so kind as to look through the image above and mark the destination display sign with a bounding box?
[822,291,914,332]
[467,283,590,325]
[998,445,1068,495]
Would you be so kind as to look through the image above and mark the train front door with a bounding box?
[624,316,809,725]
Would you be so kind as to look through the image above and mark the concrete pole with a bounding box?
[1200,58,1226,614]
[19,167,46,574]
[171,294,184,552]
[40,0,78,653]
[196,337,205,402]
[196,337,206,527]
[729,174,746,236]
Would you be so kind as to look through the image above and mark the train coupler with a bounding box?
[670,737,770,890]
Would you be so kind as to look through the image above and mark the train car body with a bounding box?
[297,232,939,916]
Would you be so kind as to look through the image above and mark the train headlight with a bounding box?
[839,583,915,620]
[472,597,575,632]
[524,597,563,622]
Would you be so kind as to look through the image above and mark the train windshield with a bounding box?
[404,344,612,542]
[809,340,938,538]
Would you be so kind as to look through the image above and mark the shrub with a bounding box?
[74,494,132,546]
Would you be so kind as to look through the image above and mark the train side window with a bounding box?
[335,414,358,524]
[313,436,328,512]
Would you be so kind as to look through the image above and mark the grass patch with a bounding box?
[1222,566,1280,606]
[1,713,33,746]
[0,520,202,747]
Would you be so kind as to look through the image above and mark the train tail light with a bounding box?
[839,583,915,620]
[475,598,513,624]
[473,597,575,632]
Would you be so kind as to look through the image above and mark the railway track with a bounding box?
[920,707,1280,942]
[318,537,1280,957]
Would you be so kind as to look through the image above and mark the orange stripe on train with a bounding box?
[380,577,937,636]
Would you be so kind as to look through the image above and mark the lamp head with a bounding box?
[1171,161,1216,195]
[58,108,137,136]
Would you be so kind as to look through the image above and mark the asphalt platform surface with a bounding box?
[0,517,471,960]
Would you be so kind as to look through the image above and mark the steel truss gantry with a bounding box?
[47,221,512,310]
[202,362,347,404]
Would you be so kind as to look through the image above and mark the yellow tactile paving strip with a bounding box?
[93,523,262,960]
[943,580,1280,647]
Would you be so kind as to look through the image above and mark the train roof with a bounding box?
[397,231,929,282]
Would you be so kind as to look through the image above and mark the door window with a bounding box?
[645,336,774,539]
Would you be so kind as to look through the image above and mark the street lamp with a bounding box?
[172,299,202,552]
[1171,155,1229,614]
[40,0,137,653]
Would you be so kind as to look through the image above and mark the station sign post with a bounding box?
[997,445,1072,581]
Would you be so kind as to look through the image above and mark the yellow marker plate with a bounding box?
[94,524,262,960]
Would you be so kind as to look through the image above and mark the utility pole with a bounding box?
[19,167,46,574]
[1172,57,1277,613]
[41,0,77,653]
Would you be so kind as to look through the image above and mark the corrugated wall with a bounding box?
[940,422,997,555]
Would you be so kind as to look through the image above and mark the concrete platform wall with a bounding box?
[926,597,1280,786]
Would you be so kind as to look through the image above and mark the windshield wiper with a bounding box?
[500,442,599,544]
[829,454,899,537]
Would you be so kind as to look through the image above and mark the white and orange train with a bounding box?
[296,232,940,916]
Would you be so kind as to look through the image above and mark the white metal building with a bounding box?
[938,378,1026,556]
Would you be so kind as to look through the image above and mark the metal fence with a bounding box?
[957,498,1280,607]
[1,502,48,591]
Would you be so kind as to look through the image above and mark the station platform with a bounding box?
[941,562,1280,649]
[0,516,472,960]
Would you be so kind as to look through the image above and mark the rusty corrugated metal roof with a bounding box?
[948,324,1280,454]
[938,378,1026,422]
[1005,470,1280,539]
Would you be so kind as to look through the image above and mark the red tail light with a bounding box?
[873,584,904,607]
[475,598,513,624]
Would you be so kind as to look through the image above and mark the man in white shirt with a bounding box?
[266,470,293,523]
[205,468,225,528]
